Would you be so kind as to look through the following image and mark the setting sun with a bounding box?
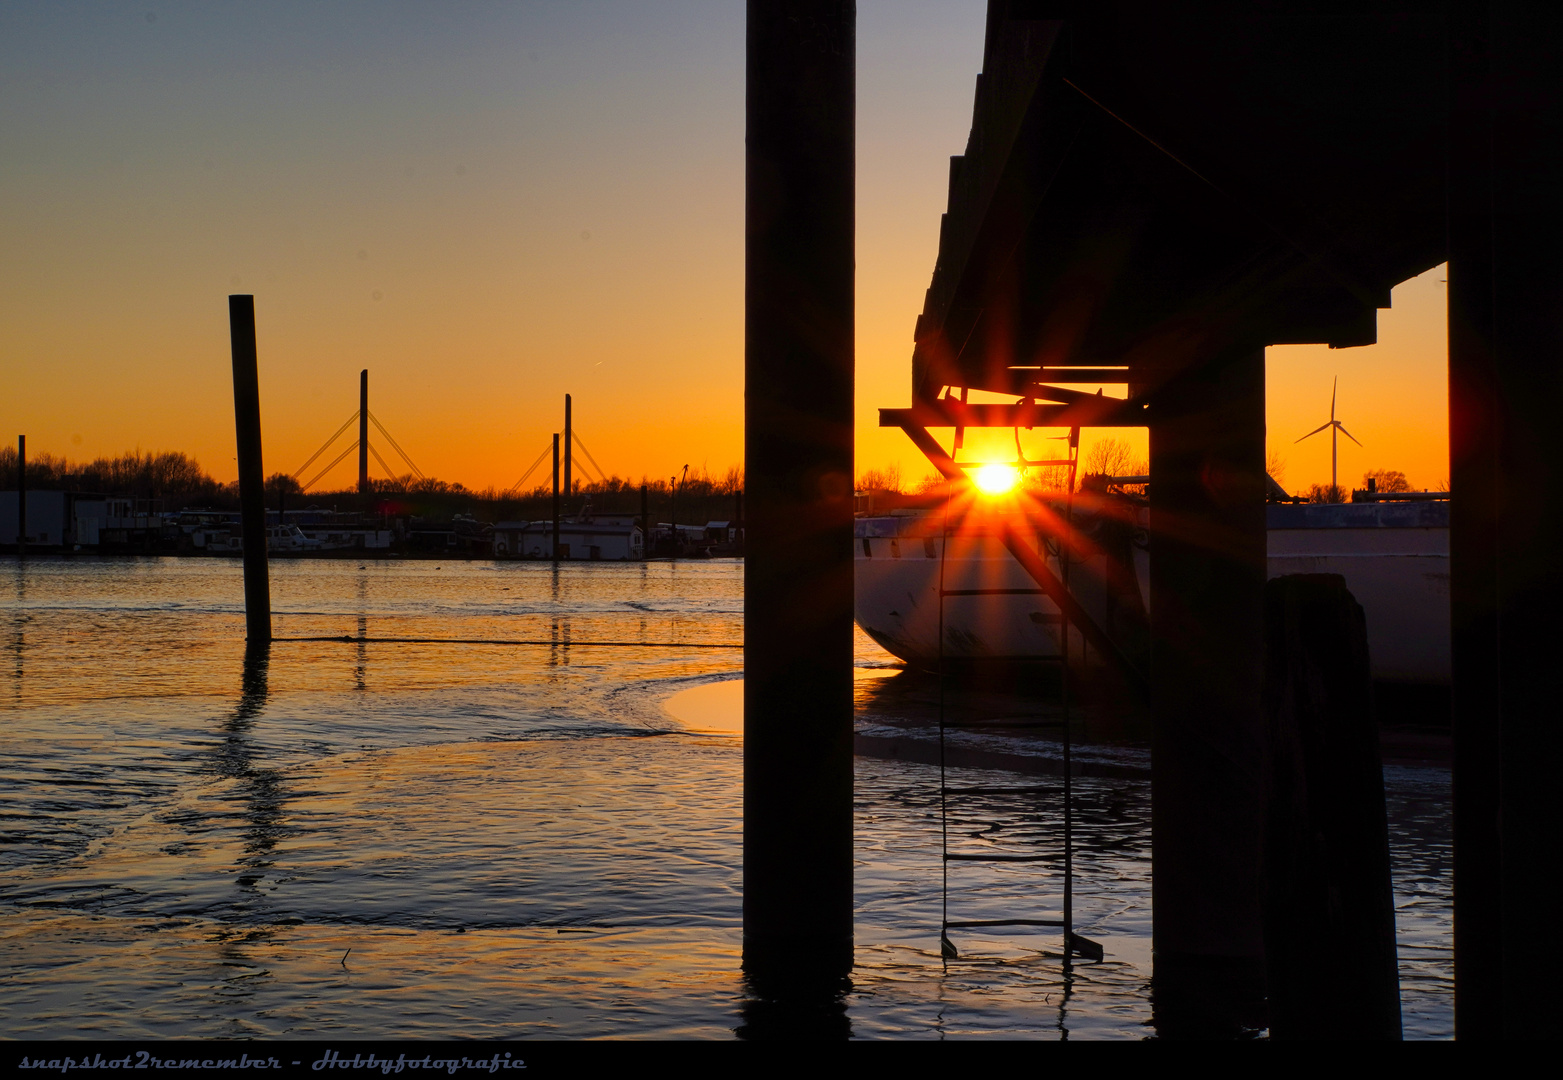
[971,462,1021,496]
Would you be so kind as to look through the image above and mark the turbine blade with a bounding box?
[1295,422,1332,442]
[1331,376,1337,421]
[1337,424,1363,447]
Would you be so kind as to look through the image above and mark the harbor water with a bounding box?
[0,557,1452,1038]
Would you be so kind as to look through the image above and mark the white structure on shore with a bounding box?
[493,517,643,560]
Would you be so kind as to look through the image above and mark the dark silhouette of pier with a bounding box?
[741,0,1556,1040]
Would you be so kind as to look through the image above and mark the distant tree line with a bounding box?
[1,446,227,509]
[1297,469,1416,504]
[4,447,747,525]
[272,464,745,526]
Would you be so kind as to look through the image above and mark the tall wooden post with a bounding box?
[228,295,271,643]
[15,435,24,558]
[358,369,370,495]
[1263,574,1401,1039]
[1449,1,1563,1038]
[1148,345,1268,1035]
[744,0,856,992]
[640,481,649,558]
[564,394,572,502]
[551,433,561,561]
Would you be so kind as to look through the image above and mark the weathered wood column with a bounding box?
[551,433,561,561]
[1449,0,1563,1039]
[1148,345,1268,1034]
[228,295,271,643]
[15,435,24,558]
[744,0,856,989]
[358,369,370,495]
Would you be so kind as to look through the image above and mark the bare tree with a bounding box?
[1361,468,1410,493]
[1077,435,1147,493]
[1266,448,1287,488]
[856,463,903,493]
[717,465,744,496]
[1082,436,1138,478]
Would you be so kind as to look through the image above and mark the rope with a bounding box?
[938,487,953,959]
[936,432,1084,966]
[293,411,359,480]
[1061,432,1078,965]
[301,439,359,492]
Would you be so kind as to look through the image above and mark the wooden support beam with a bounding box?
[15,435,24,558]
[228,295,271,644]
[1449,1,1563,1039]
[880,393,1144,431]
[358,369,369,495]
[743,0,855,996]
[1147,345,1267,1036]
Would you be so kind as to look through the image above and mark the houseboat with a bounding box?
[493,516,644,560]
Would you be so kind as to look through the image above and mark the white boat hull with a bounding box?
[854,502,1450,685]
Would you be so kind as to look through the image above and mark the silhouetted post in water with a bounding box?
[1148,346,1266,1036]
[640,482,649,558]
[564,394,572,504]
[1263,574,1400,1040]
[228,295,271,643]
[742,0,855,1007]
[1448,6,1563,1038]
[551,433,560,561]
[15,435,24,559]
[358,369,370,496]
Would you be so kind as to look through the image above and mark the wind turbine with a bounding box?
[1295,376,1361,495]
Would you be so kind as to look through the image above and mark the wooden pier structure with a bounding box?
[745,0,1560,1038]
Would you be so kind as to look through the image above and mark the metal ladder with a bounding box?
[934,433,1104,965]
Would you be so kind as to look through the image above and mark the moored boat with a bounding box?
[854,495,1450,686]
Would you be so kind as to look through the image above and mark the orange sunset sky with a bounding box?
[2,2,1448,495]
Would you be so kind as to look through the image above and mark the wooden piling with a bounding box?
[640,482,649,557]
[551,433,560,561]
[1147,345,1267,1036]
[228,295,271,643]
[564,394,572,502]
[358,369,370,495]
[744,0,855,992]
[1448,2,1563,1038]
[15,435,24,558]
[1263,573,1401,1040]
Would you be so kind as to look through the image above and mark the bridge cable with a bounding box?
[506,442,554,496]
[570,430,605,485]
[293,411,359,480]
[367,442,397,485]
[302,440,359,493]
[367,412,426,481]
